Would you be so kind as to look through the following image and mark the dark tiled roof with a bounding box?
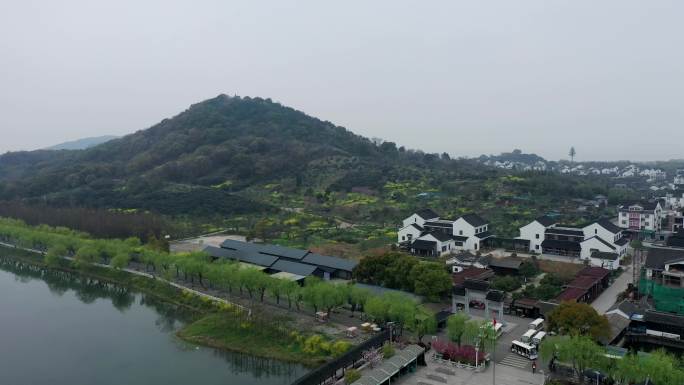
[514,297,539,309]
[545,227,584,237]
[578,266,611,279]
[486,290,505,302]
[257,244,309,260]
[610,299,640,317]
[270,260,319,276]
[541,239,582,252]
[411,239,436,251]
[464,279,490,291]
[597,219,622,234]
[488,257,522,270]
[644,310,684,327]
[474,231,493,239]
[567,275,600,290]
[618,201,659,211]
[537,301,559,316]
[416,208,440,220]
[203,245,238,259]
[301,253,357,272]
[536,215,556,227]
[452,251,477,262]
[615,237,630,246]
[583,236,616,250]
[451,235,469,242]
[409,223,424,231]
[424,220,453,228]
[459,213,488,227]
[644,247,684,270]
[206,245,279,267]
[221,239,260,252]
[557,287,586,302]
[452,268,494,285]
[590,251,619,261]
[427,231,454,242]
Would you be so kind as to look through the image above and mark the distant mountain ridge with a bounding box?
[46,135,118,150]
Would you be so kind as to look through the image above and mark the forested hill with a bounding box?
[0,95,483,216]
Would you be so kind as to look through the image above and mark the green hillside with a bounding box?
[0,95,625,248]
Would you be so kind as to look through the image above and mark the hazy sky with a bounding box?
[1,1,682,161]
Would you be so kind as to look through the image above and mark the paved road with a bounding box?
[591,265,633,314]
[393,354,544,385]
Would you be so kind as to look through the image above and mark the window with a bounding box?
[459,230,463,235]
[402,236,405,241]
[442,246,447,252]
[535,245,540,250]
[535,234,540,239]
[595,229,598,234]
[474,243,478,250]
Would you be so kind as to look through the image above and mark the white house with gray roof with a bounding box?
[398,209,493,255]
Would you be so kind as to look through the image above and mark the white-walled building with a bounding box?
[397,223,423,244]
[401,208,440,229]
[452,214,493,252]
[617,201,664,233]
[588,251,621,270]
[517,217,629,267]
[517,215,556,253]
[410,232,455,257]
[398,210,493,255]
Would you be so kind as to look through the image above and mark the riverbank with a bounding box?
[0,245,328,366]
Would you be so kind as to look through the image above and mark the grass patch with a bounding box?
[177,313,328,366]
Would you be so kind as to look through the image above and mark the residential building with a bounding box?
[517,217,629,267]
[617,201,664,233]
[410,232,455,257]
[398,209,493,255]
[517,215,556,253]
[452,213,493,252]
[639,247,684,315]
[401,208,440,229]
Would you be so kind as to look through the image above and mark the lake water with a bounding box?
[0,257,307,385]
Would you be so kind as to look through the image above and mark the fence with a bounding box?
[290,329,391,385]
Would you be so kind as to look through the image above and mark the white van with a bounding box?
[521,329,536,344]
[532,331,546,346]
[529,318,544,331]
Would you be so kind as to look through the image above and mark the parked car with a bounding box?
[469,300,485,309]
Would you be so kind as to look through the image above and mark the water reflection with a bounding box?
[0,256,307,382]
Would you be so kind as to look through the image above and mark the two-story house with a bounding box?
[452,213,493,252]
[397,208,440,244]
[517,215,556,253]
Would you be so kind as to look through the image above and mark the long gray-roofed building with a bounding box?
[205,239,357,280]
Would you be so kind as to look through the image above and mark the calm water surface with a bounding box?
[0,257,307,385]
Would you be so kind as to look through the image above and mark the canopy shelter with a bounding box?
[353,345,425,385]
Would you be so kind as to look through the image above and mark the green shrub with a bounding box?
[345,369,361,385]
[382,342,395,358]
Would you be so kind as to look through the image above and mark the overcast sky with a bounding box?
[1,1,682,161]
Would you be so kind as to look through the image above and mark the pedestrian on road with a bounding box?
[532,361,537,374]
